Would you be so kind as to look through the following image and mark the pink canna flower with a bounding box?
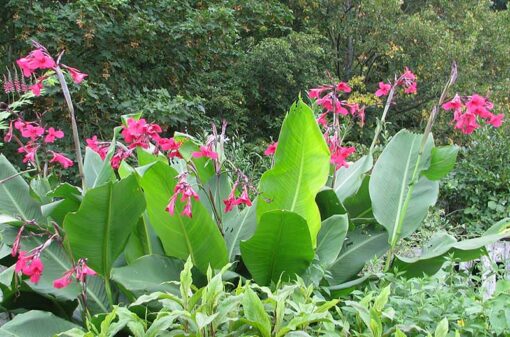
[330,145,356,170]
[192,145,218,160]
[336,82,352,93]
[15,252,45,284]
[442,94,463,111]
[453,111,479,134]
[4,121,14,143]
[236,186,252,207]
[11,226,24,257]
[375,82,391,97]
[76,262,96,282]
[223,186,238,213]
[158,137,182,158]
[49,151,74,169]
[317,112,328,128]
[16,57,34,77]
[27,49,56,70]
[44,127,64,143]
[110,149,131,169]
[264,142,278,156]
[15,251,30,273]
[401,67,416,82]
[20,123,45,140]
[63,65,88,84]
[86,135,109,160]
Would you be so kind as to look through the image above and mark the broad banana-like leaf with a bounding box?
[334,155,373,202]
[0,310,81,336]
[0,155,44,223]
[124,213,164,264]
[83,126,121,189]
[344,176,375,225]
[140,161,228,273]
[240,210,314,285]
[394,218,510,278]
[370,130,438,246]
[112,255,182,297]
[327,226,389,284]
[224,200,257,261]
[257,100,330,245]
[316,214,349,267]
[64,174,146,276]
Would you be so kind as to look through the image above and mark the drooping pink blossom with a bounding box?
[166,173,199,218]
[158,137,182,158]
[44,127,64,143]
[63,65,88,84]
[192,145,218,160]
[4,121,14,143]
[404,81,417,94]
[75,261,96,282]
[53,272,74,289]
[15,252,45,284]
[20,124,44,140]
[49,151,74,169]
[442,94,463,111]
[453,111,479,134]
[110,148,131,169]
[264,142,278,156]
[16,49,55,77]
[308,87,327,99]
[29,78,44,96]
[18,144,38,164]
[375,82,391,97]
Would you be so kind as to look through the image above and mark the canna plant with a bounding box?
[0,42,509,331]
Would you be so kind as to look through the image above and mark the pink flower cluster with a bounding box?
[166,173,200,218]
[442,94,504,134]
[327,134,356,170]
[223,179,252,213]
[53,258,96,289]
[4,119,72,168]
[86,118,183,169]
[308,82,366,126]
[16,46,87,96]
[375,67,417,97]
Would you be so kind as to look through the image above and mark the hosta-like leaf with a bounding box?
[316,214,349,267]
[334,155,373,202]
[0,154,43,223]
[257,100,330,245]
[224,200,257,261]
[140,161,228,273]
[393,219,510,278]
[240,210,314,285]
[369,130,438,246]
[328,226,389,284]
[64,174,146,276]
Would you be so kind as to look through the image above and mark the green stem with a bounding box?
[104,275,114,307]
[369,86,396,154]
[55,67,85,188]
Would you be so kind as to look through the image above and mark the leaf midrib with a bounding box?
[268,213,285,284]
[391,139,417,245]
[102,183,113,276]
[333,231,387,265]
[227,206,251,260]
[290,139,305,211]
[0,183,30,221]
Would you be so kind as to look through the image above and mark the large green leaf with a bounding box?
[369,130,438,246]
[0,310,81,337]
[112,255,182,296]
[327,226,389,284]
[224,200,257,261]
[316,214,349,267]
[240,210,314,285]
[0,154,43,223]
[83,127,121,189]
[64,174,146,276]
[334,155,373,202]
[422,145,459,181]
[139,161,228,273]
[394,219,510,278]
[257,100,330,245]
[343,176,375,225]
[315,188,347,220]
[124,213,164,264]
